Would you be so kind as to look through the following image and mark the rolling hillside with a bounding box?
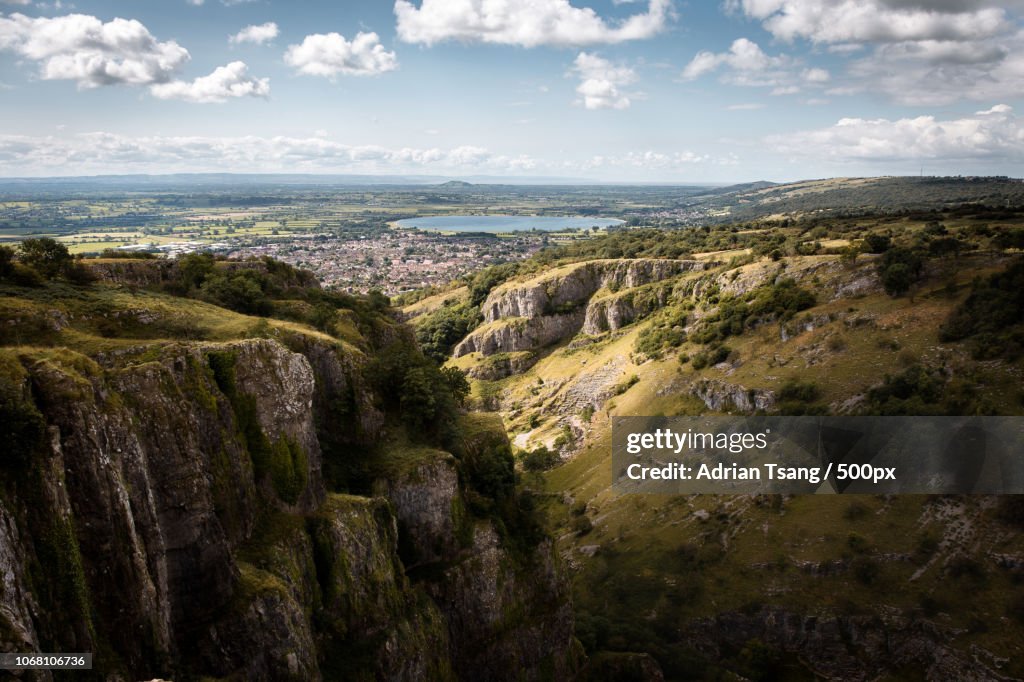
[409,201,1024,680]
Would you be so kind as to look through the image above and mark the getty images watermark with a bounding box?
[612,416,1024,494]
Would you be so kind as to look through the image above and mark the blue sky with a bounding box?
[1,0,1023,182]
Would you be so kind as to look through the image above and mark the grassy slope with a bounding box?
[436,213,1024,678]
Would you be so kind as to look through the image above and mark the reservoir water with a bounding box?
[394,215,624,233]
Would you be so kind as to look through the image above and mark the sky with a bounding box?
[1,0,1023,182]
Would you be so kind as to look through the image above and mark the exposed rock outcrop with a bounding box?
[0,336,578,681]
[692,378,777,412]
[454,313,584,358]
[482,259,706,324]
[465,352,538,380]
[457,259,707,358]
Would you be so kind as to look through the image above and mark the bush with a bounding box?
[691,345,732,370]
[416,302,482,364]
[878,247,924,297]
[777,379,821,403]
[521,446,559,472]
[861,233,892,253]
[18,238,72,279]
[440,366,470,407]
[940,259,1024,358]
[571,515,593,536]
[613,374,640,395]
[400,366,439,431]
[199,271,272,316]
[0,245,14,279]
[691,279,815,345]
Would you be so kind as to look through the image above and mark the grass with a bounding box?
[443,220,1024,675]
[0,280,349,359]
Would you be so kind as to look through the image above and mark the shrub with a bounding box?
[571,515,593,535]
[613,374,640,395]
[440,366,470,407]
[522,446,559,472]
[877,247,924,297]
[691,345,732,370]
[861,233,891,254]
[939,259,1024,358]
[416,302,482,364]
[18,238,72,279]
[0,245,14,279]
[310,303,338,333]
[400,366,439,431]
[777,379,821,403]
[199,271,272,316]
[692,279,815,346]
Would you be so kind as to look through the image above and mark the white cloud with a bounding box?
[149,61,269,103]
[577,150,712,170]
[801,67,830,82]
[0,12,190,88]
[284,31,397,77]
[727,0,1010,44]
[768,103,1024,161]
[394,0,671,47]
[1,0,32,5]
[571,51,636,109]
[0,132,544,175]
[682,38,785,79]
[230,22,278,46]
[846,31,1024,105]
[726,102,765,109]
[681,37,829,92]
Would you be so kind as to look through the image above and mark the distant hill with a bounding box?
[704,176,1024,220]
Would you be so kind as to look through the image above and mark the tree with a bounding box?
[861,233,891,254]
[400,366,437,431]
[0,245,14,279]
[177,252,216,290]
[310,303,338,333]
[440,366,470,407]
[878,247,924,297]
[18,238,71,279]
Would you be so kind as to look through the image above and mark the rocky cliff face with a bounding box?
[455,259,707,359]
[482,259,706,324]
[454,313,585,358]
[0,334,577,681]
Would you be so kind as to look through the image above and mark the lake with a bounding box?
[394,215,624,233]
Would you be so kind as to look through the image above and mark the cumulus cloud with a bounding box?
[721,0,1024,105]
[284,31,397,77]
[149,61,269,103]
[571,51,636,109]
[0,12,190,88]
[845,30,1024,105]
[682,38,786,80]
[726,0,1010,44]
[394,0,671,47]
[768,103,1024,161]
[576,150,715,171]
[0,132,543,174]
[681,38,829,92]
[230,22,278,45]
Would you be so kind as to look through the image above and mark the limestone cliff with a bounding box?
[0,334,578,681]
[454,259,707,359]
